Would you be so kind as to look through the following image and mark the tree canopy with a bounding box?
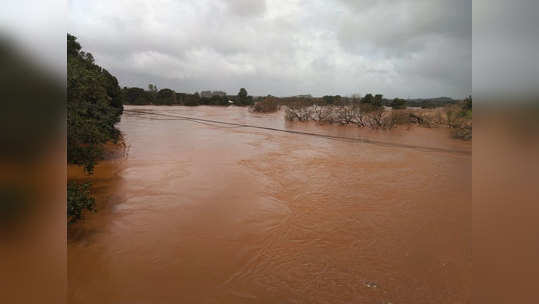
[236,88,253,106]
[67,33,123,173]
[390,98,407,109]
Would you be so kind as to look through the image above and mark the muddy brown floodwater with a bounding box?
[68,105,471,304]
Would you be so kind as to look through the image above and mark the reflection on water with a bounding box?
[68,105,471,304]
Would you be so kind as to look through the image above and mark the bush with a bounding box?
[252,97,280,113]
[390,98,407,109]
[67,181,96,224]
[285,99,314,121]
[452,126,472,140]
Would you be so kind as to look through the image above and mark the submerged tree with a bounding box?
[360,93,383,112]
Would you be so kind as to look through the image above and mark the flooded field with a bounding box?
[68,105,471,304]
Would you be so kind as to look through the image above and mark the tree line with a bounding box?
[122,85,254,106]
[253,93,409,112]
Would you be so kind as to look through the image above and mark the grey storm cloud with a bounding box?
[68,0,471,98]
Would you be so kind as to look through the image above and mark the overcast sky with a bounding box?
[68,0,471,98]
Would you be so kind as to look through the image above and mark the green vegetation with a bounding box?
[67,181,96,224]
[68,33,124,223]
[156,88,177,105]
[121,86,254,106]
[322,95,342,105]
[67,33,123,173]
[235,88,254,106]
[405,97,458,108]
[390,98,407,109]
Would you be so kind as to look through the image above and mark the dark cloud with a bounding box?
[68,0,471,98]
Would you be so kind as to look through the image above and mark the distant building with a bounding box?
[295,94,313,98]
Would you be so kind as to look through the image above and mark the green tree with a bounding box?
[67,33,123,173]
[123,87,147,104]
[155,88,176,105]
[236,88,252,106]
[390,98,407,109]
[239,88,248,99]
[322,95,335,104]
[148,84,158,103]
[359,93,383,112]
[374,94,383,107]
[361,93,374,105]
[67,33,124,224]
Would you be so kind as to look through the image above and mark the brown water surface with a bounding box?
[68,105,471,304]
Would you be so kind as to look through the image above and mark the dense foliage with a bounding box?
[121,86,257,106]
[156,88,177,105]
[390,98,407,109]
[67,33,123,173]
[322,95,342,105]
[68,33,123,224]
[122,87,150,105]
[67,181,96,224]
[235,88,253,106]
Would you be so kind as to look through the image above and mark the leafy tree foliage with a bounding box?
[361,93,374,105]
[236,88,253,106]
[322,95,342,105]
[359,93,384,112]
[67,33,124,224]
[122,87,150,105]
[374,94,384,107]
[147,84,158,102]
[67,33,123,173]
[421,101,437,109]
[182,93,202,106]
[390,98,407,109]
[239,88,248,99]
[155,88,176,105]
[67,181,95,224]
[148,83,158,93]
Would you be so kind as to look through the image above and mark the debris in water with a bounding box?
[365,281,378,288]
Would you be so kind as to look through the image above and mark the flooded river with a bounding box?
[68,105,471,304]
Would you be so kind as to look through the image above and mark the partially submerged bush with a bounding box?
[312,104,334,122]
[252,97,280,113]
[67,181,96,224]
[285,99,315,121]
[452,126,472,140]
[283,100,472,140]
